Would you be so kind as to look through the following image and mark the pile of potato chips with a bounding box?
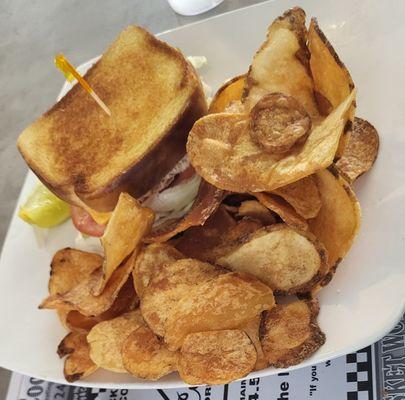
[40,7,379,385]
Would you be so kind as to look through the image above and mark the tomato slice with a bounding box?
[70,206,106,237]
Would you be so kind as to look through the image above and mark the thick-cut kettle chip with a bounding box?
[187,91,355,193]
[95,193,154,295]
[178,330,256,385]
[335,117,379,182]
[164,272,275,351]
[260,300,325,368]
[216,224,327,294]
[57,332,97,382]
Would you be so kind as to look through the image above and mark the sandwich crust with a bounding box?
[18,26,207,211]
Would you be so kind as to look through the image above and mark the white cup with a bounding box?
[167,0,224,16]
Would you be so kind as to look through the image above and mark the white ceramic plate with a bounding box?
[1,0,404,389]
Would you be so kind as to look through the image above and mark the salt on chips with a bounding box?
[95,193,154,295]
[64,278,138,333]
[260,300,325,367]
[178,330,256,385]
[87,310,144,373]
[140,259,225,337]
[40,251,138,317]
[132,243,184,298]
[122,325,179,380]
[48,248,102,296]
[187,91,355,193]
[164,272,275,351]
[216,224,327,294]
[57,332,97,382]
[335,117,379,182]
[243,7,319,118]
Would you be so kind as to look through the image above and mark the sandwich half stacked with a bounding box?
[18,26,207,235]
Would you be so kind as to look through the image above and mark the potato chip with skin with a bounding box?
[271,175,321,219]
[40,250,138,317]
[122,325,179,380]
[65,278,139,333]
[164,272,275,351]
[260,300,325,368]
[187,91,355,194]
[308,17,355,157]
[141,259,225,337]
[178,330,256,385]
[242,315,268,370]
[308,168,361,292]
[87,310,144,373]
[209,75,246,114]
[132,244,184,298]
[335,117,379,182]
[237,200,276,226]
[57,332,97,382]
[95,193,154,295]
[253,192,308,231]
[145,179,224,243]
[216,224,327,295]
[308,18,354,115]
[174,206,237,263]
[175,207,262,263]
[243,7,319,118]
[250,93,312,154]
[49,248,103,295]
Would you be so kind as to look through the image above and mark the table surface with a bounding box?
[0,0,265,397]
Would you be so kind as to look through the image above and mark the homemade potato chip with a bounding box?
[308,17,355,156]
[65,278,138,333]
[57,332,97,382]
[146,179,224,243]
[271,175,321,219]
[40,251,138,316]
[250,93,312,154]
[95,193,154,295]
[87,310,144,373]
[217,224,327,294]
[122,325,179,380]
[132,243,184,298]
[164,272,275,351]
[178,330,256,385]
[49,248,102,295]
[141,259,224,337]
[242,316,268,370]
[175,207,262,263]
[335,117,379,182]
[260,300,325,367]
[308,168,361,290]
[187,91,355,193]
[209,75,246,114]
[173,206,236,262]
[308,18,354,115]
[254,192,308,231]
[243,7,318,118]
[237,200,276,225]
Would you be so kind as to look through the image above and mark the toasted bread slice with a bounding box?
[18,26,207,211]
